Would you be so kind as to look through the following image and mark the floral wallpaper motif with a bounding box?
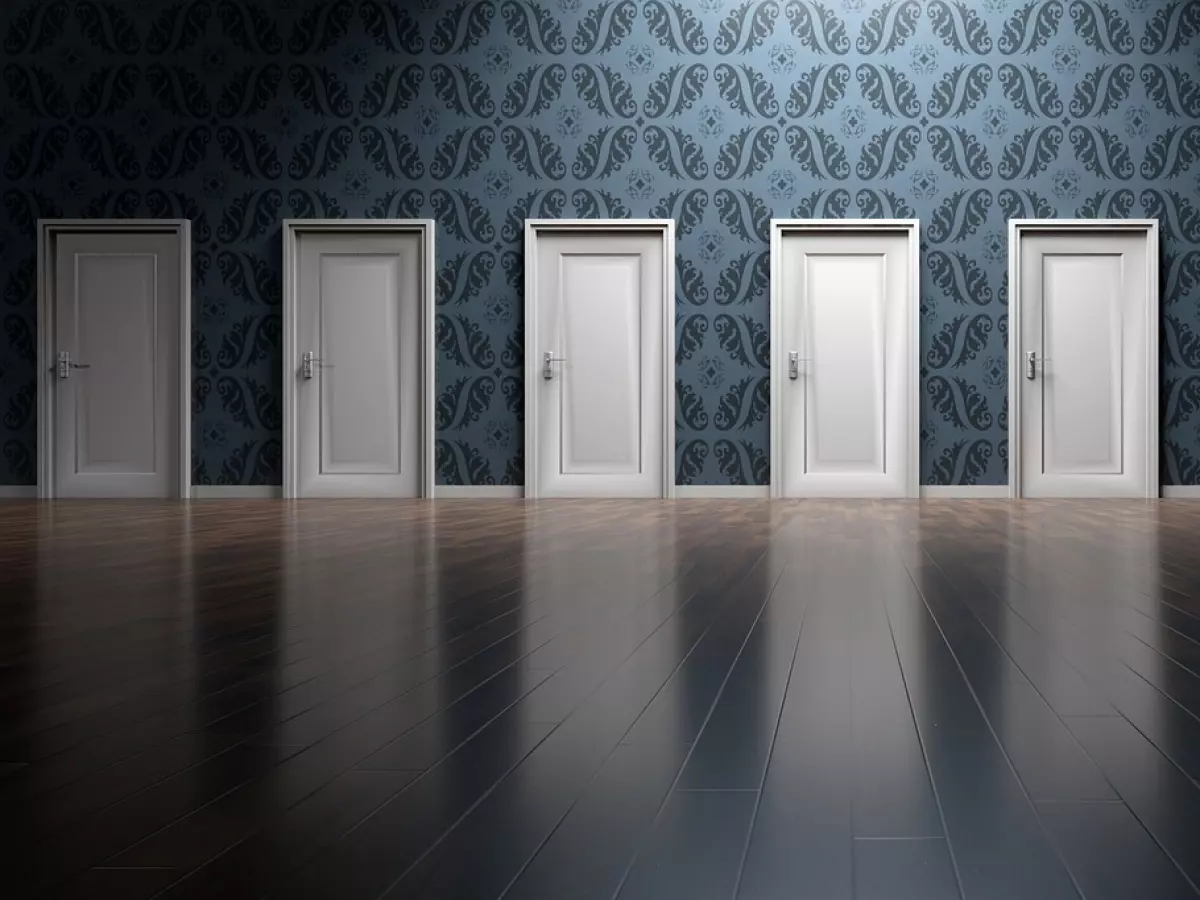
[2,0,1200,486]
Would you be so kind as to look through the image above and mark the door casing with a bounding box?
[523,219,676,499]
[769,219,920,499]
[1007,219,1159,499]
[281,219,436,499]
[36,219,192,499]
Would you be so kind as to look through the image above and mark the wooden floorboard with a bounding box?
[3,499,1200,899]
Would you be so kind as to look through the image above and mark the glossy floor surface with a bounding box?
[3,500,1200,900]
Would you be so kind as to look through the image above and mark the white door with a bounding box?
[772,223,917,498]
[294,230,424,498]
[527,223,672,498]
[1015,226,1156,498]
[53,231,182,498]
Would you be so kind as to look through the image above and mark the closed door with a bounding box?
[295,231,422,497]
[529,226,669,497]
[54,231,181,498]
[1016,228,1153,498]
[774,226,915,497]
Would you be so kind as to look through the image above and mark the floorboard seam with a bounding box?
[897,542,1091,900]
[382,552,776,900]
[602,564,786,900]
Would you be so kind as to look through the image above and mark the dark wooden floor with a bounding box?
[3,499,1200,899]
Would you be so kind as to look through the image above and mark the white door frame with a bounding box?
[1007,219,1159,499]
[768,219,921,499]
[523,219,676,499]
[36,219,192,500]
[281,219,436,499]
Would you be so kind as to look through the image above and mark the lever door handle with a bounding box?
[543,351,567,380]
[788,351,811,380]
[301,351,333,380]
[1025,350,1051,380]
[56,351,88,379]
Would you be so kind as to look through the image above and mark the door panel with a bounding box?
[776,228,913,498]
[319,254,402,475]
[805,254,885,475]
[297,231,422,497]
[76,253,158,473]
[1042,253,1122,475]
[560,254,642,475]
[1019,230,1149,497]
[532,228,667,498]
[54,232,181,497]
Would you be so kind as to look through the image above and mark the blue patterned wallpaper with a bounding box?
[2,0,1199,487]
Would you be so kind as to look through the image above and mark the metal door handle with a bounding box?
[788,351,810,380]
[56,350,90,379]
[301,351,333,380]
[1025,350,1051,380]
[543,351,566,380]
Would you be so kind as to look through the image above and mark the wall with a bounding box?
[1,0,1199,487]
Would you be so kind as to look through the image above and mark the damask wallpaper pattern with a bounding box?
[1,0,1199,486]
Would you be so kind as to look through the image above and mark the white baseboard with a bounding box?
[197,485,528,499]
[434,486,523,498]
[13,482,1188,500]
[675,485,770,498]
[1162,486,1200,499]
[190,485,283,499]
[920,485,1011,499]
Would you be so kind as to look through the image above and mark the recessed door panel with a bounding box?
[296,231,422,497]
[531,226,669,498]
[1042,254,1122,475]
[54,232,181,498]
[774,225,914,498]
[1017,228,1151,498]
[319,254,402,475]
[805,254,886,475]
[560,254,642,475]
[76,253,158,473]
